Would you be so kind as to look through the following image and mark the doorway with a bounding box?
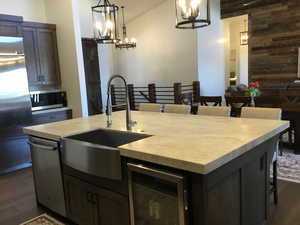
[224,15,249,88]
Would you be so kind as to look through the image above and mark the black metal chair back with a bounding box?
[199,96,222,106]
[225,96,251,117]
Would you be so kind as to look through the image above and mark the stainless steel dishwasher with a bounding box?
[28,136,66,217]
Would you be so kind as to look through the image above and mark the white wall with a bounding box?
[78,0,94,38]
[45,0,88,117]
[240,45,248,85]
[0,0,47,22]
[114,0,198,86]
[197,0,225,96]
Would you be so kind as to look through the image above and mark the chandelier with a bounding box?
[240,19,248,46]
[175,0,211,29]
[92,0,119,44]
[116,6,137,49]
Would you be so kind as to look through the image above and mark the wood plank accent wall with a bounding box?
[221,0,300,93]
[221,0,284,19]
[249,0,300,91]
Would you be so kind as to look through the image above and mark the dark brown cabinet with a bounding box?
[23,26,40,86]
[64,175,130,225]
[242,154,267,225]
[22,22,61,88]
[0,14,23,37]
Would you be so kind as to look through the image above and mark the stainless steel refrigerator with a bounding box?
[0,36,32,174]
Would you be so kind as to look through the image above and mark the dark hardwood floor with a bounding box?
[1,168,300,225]
[271,181,300,225]
[0,168,43,225]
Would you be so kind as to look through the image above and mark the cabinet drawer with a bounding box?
[32,109,72,125]
[0,21,22,37]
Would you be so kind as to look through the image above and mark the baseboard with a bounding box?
[0,163,32,176]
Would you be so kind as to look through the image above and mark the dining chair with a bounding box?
[280,90,300,147]
[198,106,230,117]
[164,104,191,114]
[139,103,161,112]
[254,96,283,108]
[241,107,282,205]
[199,96,222,106]
[255,95,292,148]
[225,96,251,117]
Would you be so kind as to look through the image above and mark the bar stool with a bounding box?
[139,103,162,112]
[241,107,282,205]
[164,104,190,114]
[198,106,230,117]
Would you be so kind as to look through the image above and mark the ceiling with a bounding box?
[91,0,167,23]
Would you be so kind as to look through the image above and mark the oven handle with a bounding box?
[28,141,57,151]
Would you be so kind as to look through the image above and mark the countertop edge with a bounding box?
[22,114,290,175]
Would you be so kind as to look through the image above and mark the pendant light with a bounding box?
[116,6,137,49]
[240,19,248,46]
[92,0,119,44]
[175,0,211,29]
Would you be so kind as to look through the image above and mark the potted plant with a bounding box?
[248,81,261,106]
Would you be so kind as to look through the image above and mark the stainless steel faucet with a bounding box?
[106,75,137,131]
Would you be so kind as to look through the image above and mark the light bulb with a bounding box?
[125,37,129,43]
[131,38,137,43]
[106,20,113,30]
[190,0,200,19]
[179,0,187,11]
[95,22,102,31]
[191,0,201,10]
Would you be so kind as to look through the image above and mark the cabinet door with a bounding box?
[64,175,98,225]
[37,28,61,85]
[94,187,130,225]
[64,175,130,225]
[242,153,268,225]
[23,26,40,86]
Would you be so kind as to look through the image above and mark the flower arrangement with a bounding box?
[248,81,261,97]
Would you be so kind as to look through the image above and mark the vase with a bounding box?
[250,96,255,107]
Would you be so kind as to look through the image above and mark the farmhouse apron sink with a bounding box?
[61,129,151,180]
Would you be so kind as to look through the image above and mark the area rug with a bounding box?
[20,214,64,225]
[277,151,300,184]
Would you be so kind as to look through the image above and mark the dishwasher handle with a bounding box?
[28,141,58,151]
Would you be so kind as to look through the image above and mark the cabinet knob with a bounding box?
[91,194,98,204]
[86,192,93,202]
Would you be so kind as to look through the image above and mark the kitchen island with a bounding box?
[23,111,289,225]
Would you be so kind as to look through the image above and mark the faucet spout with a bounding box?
[106,75,137,131]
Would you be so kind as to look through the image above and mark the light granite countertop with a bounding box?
[23,111,289,174]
